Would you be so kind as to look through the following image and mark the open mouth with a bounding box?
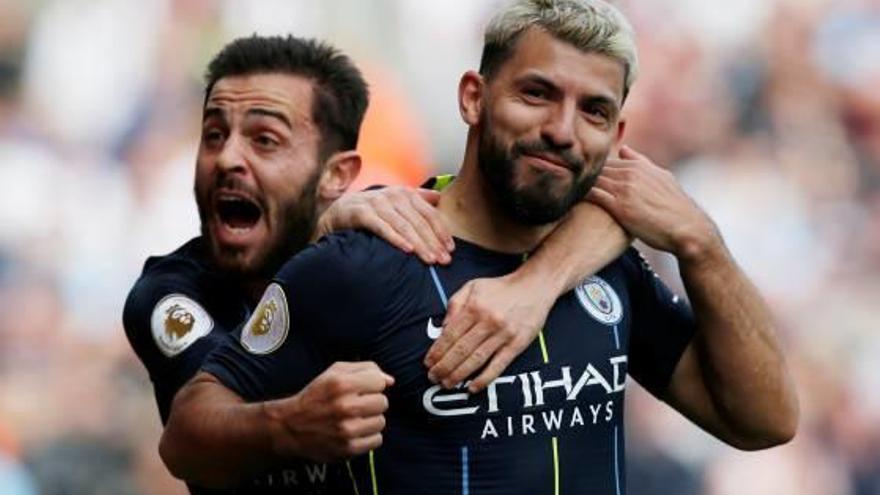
[214,193,263,232]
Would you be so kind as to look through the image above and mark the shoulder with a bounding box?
[123,238,216,358]
[276,229,415,292]
[605,246,656,282]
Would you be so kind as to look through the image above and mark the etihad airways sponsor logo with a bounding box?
[422,356,627,417]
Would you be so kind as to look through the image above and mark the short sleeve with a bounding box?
[623,249,696,398]
[123,273,219,421]
[202,231,399,401]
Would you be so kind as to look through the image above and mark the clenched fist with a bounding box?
[265,361,394,462]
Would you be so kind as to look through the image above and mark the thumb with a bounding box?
[417,188,442,205]
[383,372,395,387]
[619,145,644,161]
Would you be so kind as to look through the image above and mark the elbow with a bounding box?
[158,414,199,484]
[159,426,238,489]
[159,386,240,489]
[731,403,800,451]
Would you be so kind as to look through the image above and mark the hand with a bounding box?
[315,186,455,264]
[587,145,721,262]
[423,273,556,393]
[266,361,394,462]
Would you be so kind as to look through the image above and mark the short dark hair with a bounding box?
[204,35,369,159]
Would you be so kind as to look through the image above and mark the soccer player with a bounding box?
[126,34,629,493]
[165,1,798,493]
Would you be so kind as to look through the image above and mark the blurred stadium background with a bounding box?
[0,0,878,493]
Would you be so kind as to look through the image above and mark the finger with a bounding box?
[345,367,396,393]
[346,433,383,456]
[619,144,645,161]
[392,199,447,263]
[374,201,434,263]
[585,186,617,211]
[348,393,390,417]
[332,361,383,373]
[409,193,455,256]
[416,188,442,206]
[336,361,396,387]
[442,333,507,388]
[594,175,625,191]
[468,345,521,393]
[340,415,386,438]
[361,203,413,253]
[429,323,494,388]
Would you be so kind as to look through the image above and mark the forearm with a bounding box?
[679,239,798,446]
[522,202,629,294]
[160,373,282,488]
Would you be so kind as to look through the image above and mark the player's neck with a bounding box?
[439,146,557,255]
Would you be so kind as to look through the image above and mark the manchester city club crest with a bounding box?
[151,294,214,357]
[575,276,623,325]
[241,282,289,354]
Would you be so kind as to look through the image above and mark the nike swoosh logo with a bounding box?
[426,317,443,340]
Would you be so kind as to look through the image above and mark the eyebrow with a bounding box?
[581,95,621,117]
[201,107,292,129]
[517,72,621,115]
[247,108,292,129]
[202,107,225,123]
[517,73,560,93]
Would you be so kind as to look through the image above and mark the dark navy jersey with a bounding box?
[123,237,251,423]
[123,237,345,494]
[204,230,696,495]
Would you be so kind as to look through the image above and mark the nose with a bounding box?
[216,134,248,175]
[540,100,576,149]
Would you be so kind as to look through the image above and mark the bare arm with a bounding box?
[424,200,630,392]
[160,363,392,488]
[589,145,798,449]
[664,241,798,449]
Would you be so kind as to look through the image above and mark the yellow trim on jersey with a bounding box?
[431,174,455,192]
[369,450,379,495]
[552,436,560,495]
[538,330,550,364]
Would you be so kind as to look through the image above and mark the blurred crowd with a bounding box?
[0,0,877,493]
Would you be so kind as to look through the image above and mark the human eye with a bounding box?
[583,103,611,124]
[253,132,281,151]
[522,85,548,101]
[202,126,225,148]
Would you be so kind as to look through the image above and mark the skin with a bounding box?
[163,27,797,491]
[588,145,799,448]
[161,70,629,487]
[443,27,797,449]
[196,74,338,282]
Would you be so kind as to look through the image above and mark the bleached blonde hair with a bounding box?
[480,0,639,98]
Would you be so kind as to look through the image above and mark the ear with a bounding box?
[318,150,362,202]
[458,70,484,126]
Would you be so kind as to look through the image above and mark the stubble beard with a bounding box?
[196,169,321,282]
[476,115,603,226]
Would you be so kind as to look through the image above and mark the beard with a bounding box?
[196,168,321,282]
[477,115,603,226]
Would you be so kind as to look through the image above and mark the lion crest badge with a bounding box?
[241,283,289,355]
[151,294,214,357]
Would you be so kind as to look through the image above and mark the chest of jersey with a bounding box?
[353,260,633,495]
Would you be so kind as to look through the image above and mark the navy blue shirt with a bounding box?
[123,237,345,494]
[124,237,251,423]
[204,230,696,495]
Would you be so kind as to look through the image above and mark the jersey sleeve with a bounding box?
[623,248,696,398]
[123,271,220,422]
[202,231,403,401]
